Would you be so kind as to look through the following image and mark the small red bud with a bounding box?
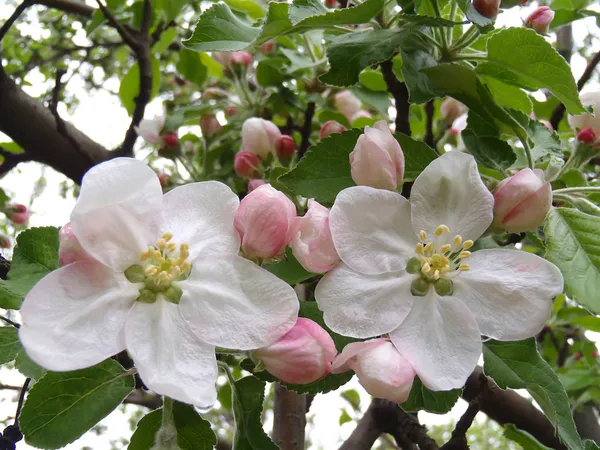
[0,235,10,249]
[158,173,171,189]
[574,352,583,361]
[5,204,29,225]
[577,128,597,144]
[325,0,337,8]
[162,132,179,147]
[472,0,500,19]
[276,135,296,159]
[592,350,598,358]
[230,51,253,66]
[234,151,261,178]
[259,40,276,54]
[226,107,238,117]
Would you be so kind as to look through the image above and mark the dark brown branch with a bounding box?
[0,0,34,43]
[94,0,137,48]
[272,384,306,450]
[574,405,600,445]
[123,390,162,410]
[441,375,485,450]
[0,316,20,329]
[463,367,567,450]
[425,100,435,148]
[550,46,600,130]
[34,0,95,17]
[381,60,411,136]
[0,148,31,176]
[298,101,316,159]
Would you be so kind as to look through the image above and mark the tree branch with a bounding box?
[425,100,435,148]
[298,101,316,159]
[381,60,411,136]
[272,384,307,450]
[0,0,35,43]
[34,0,95,17]
[463,367,567,450]
[574,404,600,445]
[94,0,137,48]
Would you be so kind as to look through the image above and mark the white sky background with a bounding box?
[0,1,599,449]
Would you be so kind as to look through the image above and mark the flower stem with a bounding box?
[514,127,535,170]
[452,25,480,52]
[217,361,236,387]
[553,186,600,194]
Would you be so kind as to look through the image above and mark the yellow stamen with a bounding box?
[422,262,431,273]
[440,244,452,254]
[463,240,473,250]
[459,251,471,259]
[167,243,177,253]
[145,265,158,276]
[442,256,450,265]
[415,243,424,254]
[433,270,440,280]
[434,224,450,236]
[419,230,428,241]
[459,264,470,271]
[162,232,173,241]
[453,235,463,247]
[140,251,150,261]
[423,242,433,254]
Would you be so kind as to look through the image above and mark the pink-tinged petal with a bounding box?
[501,183,552,233]
[350,134,397,190]
[331,339,388,373]
[329,186,416,275]
[178,255,299,350]
[126,301,218,409]
[163,181,240,260]
[19,261,136,371]
[493,168,545,224]
[390,291,481,391]
[315,263,414,339]
[70,158,164,271]
[455,249,563,340]
[411,151,493,242]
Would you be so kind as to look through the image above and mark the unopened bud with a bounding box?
[254,318,336,384]
[230,51,253,66]
[275,135,296,159]
[157,173,171,189]
[199,115,223,137]
[440,98,467,124]
[248,179,266,192]
[574,352,582,361]
[577,128,597,144]
[319,120,347,139]
[473,0,500,18]
[593,350,598,358]
[162,132,179,147]
[325,0,337,8]
[525,6,554,34]
[334,91,361,120]
[5,204,29,225]
[569,92,600,134]
[242,118,282,158]
[0,235,10,249]
[225,107,238,117]
[259,40,276,54]
[234,151,261,179]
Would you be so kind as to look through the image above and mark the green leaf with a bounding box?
[15,350,46,380]
[223,0,266,19]
[152,27,178,53]
[183,3,260,51]
[339,410,352,425]
[172,402,217,450]
[155,0,186,21]
[476,28,586,115]
[483,339,584,450]
[128,409,162,450]
[119,56,161,115]
[0,141,25,154]
[232,376,279,450]
[20,359,135,449]
[462,113,516,172]
[177,48,208,86]
[399,48,438,104]
[0,327,20,365]
[352,86,390,115]
[504,424,553,450]
[571,316,600,332]
[290,0,384,28]
[402,377,461,414]
[0,227,59,310]
[482,77,533,115]
[320,29,419,87]
[279,129,361,203]
[265,248,314,285]
[256,59,285,87]
[281,48,314,73]
[359,68,387,92]
[394,132,438,180]
[545,208,600,314]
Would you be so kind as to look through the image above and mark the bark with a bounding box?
[574,405,600,445]
[272,384,307,450]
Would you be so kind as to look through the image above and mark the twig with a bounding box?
[94,0,137,48]
[0,0,34,43]
[0,147,30,177]
[381,60,411,136]
[550,48,600,130]
[425,100,435,147]
[14,378,30,427]
[0,316,20,329]
[298,102,316,159]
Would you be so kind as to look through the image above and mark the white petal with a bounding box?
[315,263,414,339]
[390,291,481,391]
[71,158,164,271]
[163,181,240,260]
[178,255,299,350]
[410,152,493,242]
[329,186,416,275]
[455,249,563,340]
[126,301,218,409]
[19,261,135,371]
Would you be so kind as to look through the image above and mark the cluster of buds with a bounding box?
[4,204,29,225]
[135,115,181,158]
[569,92,600,147]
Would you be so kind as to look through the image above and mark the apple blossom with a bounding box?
[234,151,261,178]
[135,115,165,144]
[525,6,554,34]
[242,118,282,159]
[319,121,347,139]
[230,51,253,66]
[332,339,415,403]
[334,91,361,120]
[248,179,266,192]
[200,115,223,137]
[253,318,336,384]
[449,114,468,136]
[234,184,297,260]
[350,120,405,191]
[440,98,466,124]
[493,168,552,233]
[568,92,600,134]
[290,200,339,273]
[276,135,296,159]
[316,151,563,391]
[58,223,92,266]
[19,158,299,409]
[5,204,28,224]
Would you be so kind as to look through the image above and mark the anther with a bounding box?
[433,270,440,280]
[463,240,474,250]
[145,265,158,276]
[157,239,167,250]
[419,230,427,241]
[423,242,433,253]
[434,224,449,236]
[422,262,431,273]
[415,243,424,254]
[162,232,173,241]
[440,244,452,254]
[453,235,463,247]
[167,243,177,253]
[459,251,471,259]
[459,264,470,271]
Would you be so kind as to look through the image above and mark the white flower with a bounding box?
[315,151,563,391]
[19,158,299,409]
[135,115,165,144]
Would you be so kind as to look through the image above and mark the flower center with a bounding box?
[124,232,191,304]
[406,224,473,296]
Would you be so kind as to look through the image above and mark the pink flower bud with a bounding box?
[319,120,347,139]
[234,151,261,179]
[569,92,600,134]
[0,235,10,249]
[290,200,339,273]
[242,118,282,159]
[5,204,28,225]
[525,6,554,34]
[162,131,179,147]
[325,0,337,8]
[259,40,276,54]
[493,168,552,233]
[577,128,597,144]
[334,91,362,120]
[539,120,553,131]
[59,223,92,266]
[254,318,337,384]
[231,51,253,66]
[234,184,297,259]
[449,114,468,136]
[248,179,266,192]
[473,0,500,18]
[349,120,405,191]
[199,115,223,137]
[135,115,165,144]
[440,98,467,124]
[212,52,231,66]
[332,339,415,404]
[225,107,238,117]
[276,135,296,159]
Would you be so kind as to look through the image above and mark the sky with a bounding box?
[0,0,599,449]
